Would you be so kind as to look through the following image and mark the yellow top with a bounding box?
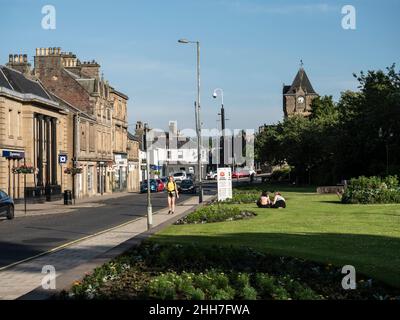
[166,181,176,192]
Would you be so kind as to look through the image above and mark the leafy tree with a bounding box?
[255,65,400,185]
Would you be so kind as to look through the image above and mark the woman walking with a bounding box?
[166,176,179,214]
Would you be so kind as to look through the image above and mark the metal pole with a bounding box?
[24,158,26,214]
[145,123,153,230]
[196,41,203,203]
[386,143,389,176]
[221,104,225,168]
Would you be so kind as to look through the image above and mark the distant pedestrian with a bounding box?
[272,192,286,209]
[166,176,179,214]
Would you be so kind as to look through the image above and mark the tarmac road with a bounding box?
[0,184,217,269]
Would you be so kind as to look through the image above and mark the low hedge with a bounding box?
[175,204,256,224]
[342,175,400,204]
[224,191,260,204]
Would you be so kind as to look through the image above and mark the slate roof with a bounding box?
[0,66,52,100]
[127,131,138,141]
[0,68,13,90]
[285,68,316,95]
[282,85,291,94]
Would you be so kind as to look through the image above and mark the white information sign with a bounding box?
[217,167,232,201]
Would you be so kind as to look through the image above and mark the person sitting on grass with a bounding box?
[256,191,271,208]
[272,192,286,209]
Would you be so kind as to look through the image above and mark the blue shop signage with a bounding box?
[2,150,25,159]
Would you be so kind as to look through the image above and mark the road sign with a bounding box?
[58,154,68,165]
[217,167,232,201]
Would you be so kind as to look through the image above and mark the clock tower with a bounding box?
[283,63,318,118]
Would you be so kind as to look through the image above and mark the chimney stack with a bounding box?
[7,53,31,75]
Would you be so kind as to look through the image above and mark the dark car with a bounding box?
[140,180,157,193]
[0,190,14,220]
[178,179,197,194]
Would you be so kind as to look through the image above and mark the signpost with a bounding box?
[217,167,232,201]
[58,153,67,192]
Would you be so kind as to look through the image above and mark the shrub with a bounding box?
[224,192,259,204]
[342,175,400,204]
[175,204,256,224]
[270,166,291,182]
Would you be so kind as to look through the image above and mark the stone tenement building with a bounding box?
[283,66,319,118]
[0,63,68,202]
[0,48,140,202]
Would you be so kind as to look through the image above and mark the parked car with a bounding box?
[186,173,195,181]
[232,169,250,179]
[140,180,157,193]
[173,172,187,182]
[156,179,165,192]
[206,171,217,180]
[178,179,197,194]
[0,190,14,220]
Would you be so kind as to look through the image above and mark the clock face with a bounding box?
[297,96,305,104]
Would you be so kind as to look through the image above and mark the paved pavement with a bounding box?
[0,192,215,300]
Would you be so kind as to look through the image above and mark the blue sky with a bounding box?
[1,0,399,132]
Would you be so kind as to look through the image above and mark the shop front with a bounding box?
[0,149,26,201]
[112,154,127,192]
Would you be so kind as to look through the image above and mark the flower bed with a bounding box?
[341,175,400,204]
[61,243,400,300]
[174,204,256,225]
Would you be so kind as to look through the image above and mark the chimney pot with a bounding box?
[9,54,13,63]
[19,54,23,63]
[23,54,28,63]
[36,48,40,56]
[14,54,18,63]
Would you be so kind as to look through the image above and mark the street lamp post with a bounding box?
[213,88,225,168]
[178,38,203,203]
[144,123,153,230]
[379,127,394,176]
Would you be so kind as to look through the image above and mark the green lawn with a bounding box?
[152,185,400,287]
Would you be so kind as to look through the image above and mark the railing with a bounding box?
[45,184,63,201]
[24,186,46,203]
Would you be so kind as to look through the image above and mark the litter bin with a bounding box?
[64,190,72,205]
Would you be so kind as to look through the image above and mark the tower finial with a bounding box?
[300,59,304,68]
